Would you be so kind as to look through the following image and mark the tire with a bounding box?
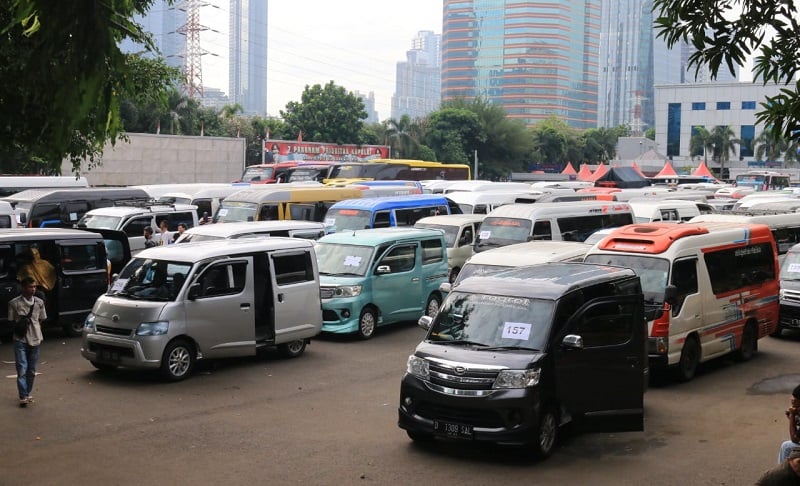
[160,339,195,381]
[357,307,377,340]
[735,323,758,361]
[406,430,434,442]
[448,267,460,284]
[676,335,701,382]
[90,361,117,372]
[531,407,558,459]
[63,319,85,338]
[278,339,307,359]
[425,293,441,318]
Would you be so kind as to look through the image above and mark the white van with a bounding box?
[443,191,520,214]
[689,212,800,257]
[176,220,326,243]
[584,222,780,381]
[414,213,486,282]
[81,238,323,381]
[157,184,251,220]
[474,201,634,252]
[439,240,591,293]
[442,181,535,194]
[627,199,702,223]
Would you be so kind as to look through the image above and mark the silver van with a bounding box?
[81,238,322,381]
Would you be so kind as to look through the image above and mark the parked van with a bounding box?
[77,204,199,254]
[81,238,322,381]
[399,263,646,457]
[444,191,522,214]
[4,187,151,228]
[324,194,460,233]
[0,201,17,228]
[627,199,702,223]
[215,186,364,224]
[441,181,534,194]
[777,243,800,336]
[414,214,486,283]
[441,240,591,293]
[315,227,448,339]
[0,228,130,337]
[156,184,250,219]
[474,201,633,252]
[176,220,326,243]
[584,222,779,381]
[689,212,800,257]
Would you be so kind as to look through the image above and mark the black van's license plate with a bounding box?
[99,349,120,362]
[434,419,473,439]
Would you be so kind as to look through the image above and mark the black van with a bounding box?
[398,263,647,458]
[3,187,150,229]
[0,228,130,337]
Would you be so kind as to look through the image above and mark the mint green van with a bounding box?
[315,227,448,339]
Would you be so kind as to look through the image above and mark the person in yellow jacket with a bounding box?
[16,247,56,295]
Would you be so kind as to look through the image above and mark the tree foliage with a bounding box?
[280,81,367,144]
[424,108,481,165]
[653,0,800,139]
[0,0,176,174]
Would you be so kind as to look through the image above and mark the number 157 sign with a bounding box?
[502,322,531,340]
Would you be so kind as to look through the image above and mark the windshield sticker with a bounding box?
[218,208,228,216]
[479,230,491,239]
[502,322,532,340]
[343,255,362,267]
[324,218,336,227]
[789,263,800,273]
[110,278,129,292]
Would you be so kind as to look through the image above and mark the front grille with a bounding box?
[428,361,499,391]
[320,288,335,299]
[415,402,505,428]
[88,343,135,358]
[96,325,133,337]
[323,310,339,322]
[783,289,800,304]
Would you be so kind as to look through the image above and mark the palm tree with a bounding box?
[689,127,713,163]
[754,130,788,163]
[709,125,740,179]
[385,115,419,158]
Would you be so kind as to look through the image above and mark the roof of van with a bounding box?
[83,204,198,217]
[0,228,106,241]
[484,201,632,218]
[224,186,362,203]
[3,187,150,203]
[329,194,449,210]
[465,241,591,267]
[414,214,487,227]
[317,227,445,246]
[134,236,314,262]
[180,220,325,238]
[453,262,637,300]
[689,212,800,226]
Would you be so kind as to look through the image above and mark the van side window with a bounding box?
[125,216,152,237]
[571,300,635,347]
[379,245,416,273]
[704,243,775,294]
[773,227,800,255]
[259,204,279,221]
[421,239,444,264]
[60,244,100,271]
[671,259,698,313]
[198,262,246,297]
[288,204,315,222]
[273,252,314,285]
[532,220,552,240]
[167,212,195,230]
[0,216,11,229]
[0,246,12,278]
[659,209,679,222]
[373,211,391,228]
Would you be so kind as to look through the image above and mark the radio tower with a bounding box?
[175,0,210,98]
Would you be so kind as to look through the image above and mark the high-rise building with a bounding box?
[229,0,268,116]
[119,0,186,70]
[392,30,441,122]
[441,0,601,130]
[355,91,380,124]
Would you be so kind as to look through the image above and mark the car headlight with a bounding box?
[84,313,96,331]
[135,321,169,336]
[494,368,541,389]
[406,355,429,380]
[333,285,362,297]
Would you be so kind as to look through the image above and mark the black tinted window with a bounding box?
[273,252,314,285]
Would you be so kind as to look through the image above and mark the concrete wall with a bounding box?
[62,133,246,186]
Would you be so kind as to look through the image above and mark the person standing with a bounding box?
[143,227,158,248]
[157,220,172,245]
[779,385,800,464]
[9,277,46,408]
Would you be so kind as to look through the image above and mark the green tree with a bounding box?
[529,117,581,168]
[644,127,656,140]
[280,81,367,144]
[424,108,481,165]
[709,125,741,178]
[581,126,626,164]
[385,115,420,159]
[754,130,800,165]
[689,126,713,162]
[0,0,175,174]
[653,0,800,139]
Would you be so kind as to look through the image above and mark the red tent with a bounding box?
[576,163,594,181]
[561,162,577,175]
[655,160,678,178]
[589,163,609,181]
[631,161,646,177]
[692,161,716,180]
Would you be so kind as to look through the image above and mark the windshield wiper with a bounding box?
[482,345,539,352]
[320,271,361,277]
[430,339,488,347]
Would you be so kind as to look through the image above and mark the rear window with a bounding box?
[421,238,444,264]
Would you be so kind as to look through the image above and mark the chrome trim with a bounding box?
[430,370,495,385]
[427,356,507,371]
[424,381,497,396]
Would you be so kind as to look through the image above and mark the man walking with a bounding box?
[9,277,47,408]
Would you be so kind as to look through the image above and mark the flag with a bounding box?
[156,120,160,135]
[297,130,302,142]
[266,128,270,140]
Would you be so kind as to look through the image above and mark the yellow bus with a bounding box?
[324,159,471,185]
[214,186,364,223]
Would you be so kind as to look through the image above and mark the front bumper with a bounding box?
[81,331,165,370]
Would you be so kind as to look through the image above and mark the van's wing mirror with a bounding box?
[17,213,27,225]
[187,282,201,300]
[439,282,452,293]
[418,315,433,331]
[376,265,391,274]
[562,334,584,350]
[664,284,678,307]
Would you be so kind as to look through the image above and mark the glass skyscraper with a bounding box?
[441,0,601,130]
[229,0,268,116]
[119,0,186,70]
[392,31,442,121]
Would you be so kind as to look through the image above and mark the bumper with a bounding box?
[80,332,165,370]
[779,302,800,330]
[321,298,367,334]
[397,374,543,445]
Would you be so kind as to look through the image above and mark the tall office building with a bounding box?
[355,91,380,123]
[441,0,601,130]
[392,31,441,122]
[229,0,268,116]
[119,0,186,70]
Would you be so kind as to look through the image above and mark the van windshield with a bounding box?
[429,291,554,350]
[780,252,800,281]
[475,217,532,248]
[216,202,257,223]
[77,214,122,229]
[325,209,372,232]
[415,223,458,246]
[315,242,374,276]
[584,254,669,305]
[109,258,192,301]
[453,263,511,286]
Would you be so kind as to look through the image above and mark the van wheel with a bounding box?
[357,307,377,340]
[676,335,700,382]
[278,339,306,358]
[530,407,558,459]
[425,294,441,318]
[736,323,758,361]
[160,339,195,381]
[63,319,85,338]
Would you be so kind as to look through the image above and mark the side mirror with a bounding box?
[18,213,27,225]
[418,315,432,331]
[376,265,391,274]
[562,334,584,350]
[187,282,201,301]
[664,284,678,307]
[439,282,452,293]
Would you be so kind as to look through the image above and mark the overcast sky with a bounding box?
[201,1,443,120]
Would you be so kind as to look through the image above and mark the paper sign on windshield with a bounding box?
[218,208,228,216]
[110,278,129,292]
[324,218,336,227]
[502,322,531,340]
[789,263,800,273]
[479,230,491,239]
[343,256,362,267]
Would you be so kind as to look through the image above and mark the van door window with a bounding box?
[570,300,635,347]
[62,202,89,224]
[272,252,314,285]
[421,239,444,264]
[373,211,391,228]
[378,245,416,273]
[60,244,101,271]
[532,220,552,240]
[659,209,679,221]
[167,212,195,230]
[0,245,12,278]
[704,243,775,294]
[259,204,279,221]
[197,262,246,297]
[124,216,153,237]
[288,204,315,222]
[671,259,698,314]
[0,216,11,228]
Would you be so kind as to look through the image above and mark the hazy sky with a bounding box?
[201,1,443,120]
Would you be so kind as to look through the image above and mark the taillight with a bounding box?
[650,303,671,337]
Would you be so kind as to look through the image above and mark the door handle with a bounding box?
[240,303,251,310]
[411,278,420,283]
[278,293,284,303]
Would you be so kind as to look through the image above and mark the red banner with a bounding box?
[263,139,390,162]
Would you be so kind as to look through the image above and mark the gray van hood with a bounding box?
[92,296,167,330]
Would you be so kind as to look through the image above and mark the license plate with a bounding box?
[99,349,120,362]
[433,419,473,439]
